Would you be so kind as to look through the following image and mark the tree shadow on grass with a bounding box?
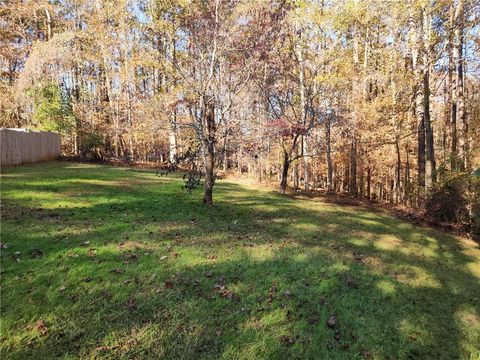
[2,235,478,359]
[1,163,479,359]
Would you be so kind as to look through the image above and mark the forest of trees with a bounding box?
[1,0,479,210]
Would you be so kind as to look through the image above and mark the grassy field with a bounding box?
[1,161,479,359]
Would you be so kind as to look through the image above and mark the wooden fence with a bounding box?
[0,128,61,166]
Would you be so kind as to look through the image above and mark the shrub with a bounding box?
[426,173,469,223]
[426,171,480,241]
[81,133,105,161]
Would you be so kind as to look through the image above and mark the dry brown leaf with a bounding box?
[327,314,336,328]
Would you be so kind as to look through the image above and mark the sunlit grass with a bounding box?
[1,161,479,359]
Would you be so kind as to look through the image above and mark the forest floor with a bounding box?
[1,161,479,359]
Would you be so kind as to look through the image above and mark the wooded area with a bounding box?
[1,0,479,209]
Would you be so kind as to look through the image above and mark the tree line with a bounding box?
[1,0,479,209]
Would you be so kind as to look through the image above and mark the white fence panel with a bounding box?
[0,128,61,166]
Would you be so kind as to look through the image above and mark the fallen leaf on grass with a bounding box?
[334,330,341,341]
[31,248,43,258]
[346,276,358,289]
[353,253,367,263]
[268,282,277,304]
[88,249,97,257]
[218,274,225,285]
[225,291,240,302]
[123,253,139,264]
[213,283,240,302]
[279,335,296,346]
[408,331,421,341]
[327,314,336,328]
[110,268,125,274]
[362,351,373,359]
[95,345,119,352]
[164,280,174,289]
[205,271,213,278]
[308,315,319,325]
[101,290,113,298]
[35,320,48,336]
[127,295,136,310]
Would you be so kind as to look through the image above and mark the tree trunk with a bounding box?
[279,151,289,194]
[73,66,81,155]
[379,181,384,203]
[295,26,309,190]
[404,144,411,205]
[293,161,299,189]
[349,138,357,196]
[423,9,436,187]
[395,139,401,204]
[367,166,371,200]
[359,163,364,199]
[168,112,177,163]
[202,103,215,205]
[455,0,466,170]
[95,0,116,158]
[100,65,112,155]
[410,3,426,197]
[447,4,456,170]
[326,114,333,194]
[167,27,178,164]
[222,126,228,171]
[417,108,426,193]
[44,9,52,41]
[350,9,359,197]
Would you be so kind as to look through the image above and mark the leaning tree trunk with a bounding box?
[203,103,216,205]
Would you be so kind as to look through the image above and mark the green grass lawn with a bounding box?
[1,162,479,359]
